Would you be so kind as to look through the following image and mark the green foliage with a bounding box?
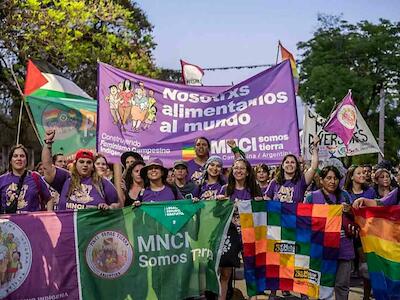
[0,0,157,148]
[298,15,400,163]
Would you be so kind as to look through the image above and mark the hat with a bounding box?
[140,158,168,181]
[174,160,188,169]
[75,149,94,161]
[374,168,391,181]
[199,155,224,185]
[121,151,144,167]
[322,158,347,178]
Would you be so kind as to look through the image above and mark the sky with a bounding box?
[137,0,399,85]
[135,0,399,127]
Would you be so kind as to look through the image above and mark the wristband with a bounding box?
[44,139,54,145]
[231,146,240,153]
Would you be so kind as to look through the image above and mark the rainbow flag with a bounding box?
[354,206,400,299]
[182,144,196,160]
[238,201,342,298]
[279,41,299,93]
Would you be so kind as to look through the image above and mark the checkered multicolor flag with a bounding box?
[238,200,343,298]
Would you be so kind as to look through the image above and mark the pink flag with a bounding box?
[324,90,357,147]
[180,59,204,86]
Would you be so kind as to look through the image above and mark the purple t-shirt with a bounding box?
[379,188,399,206]
[199,182,223,199]
[305,189,355,260]
[219,185,252,201]
[0,171,51,212]
[265,175,308,203]
[140,185,183,202]
[51,168,118,210]
[187,159,204,184]
[259,184,268,195]
[348,187,376,202]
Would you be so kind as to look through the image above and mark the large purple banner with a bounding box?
[97,60,300,166]
[0,212,78,299]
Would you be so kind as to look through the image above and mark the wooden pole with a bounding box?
[8,62,41,143]
[113,163,125,207]
[275,41,280,65]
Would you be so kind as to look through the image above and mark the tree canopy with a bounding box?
[298,15,400,163]
[0,0,158,143]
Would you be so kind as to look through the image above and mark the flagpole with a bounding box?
[275,41,280,65]
[378,88,385,162]
[8,63,41,144]
[16,99,23,144]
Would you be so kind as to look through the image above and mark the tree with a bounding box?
[298,15,400,164]
[0,0,157,151]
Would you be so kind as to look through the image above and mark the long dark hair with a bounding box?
[125,160,146,190]
[319,166,342,200]
[343,165,369,193]
[8,145,29,172]
[226,158,261,198]
[275,154,302,185]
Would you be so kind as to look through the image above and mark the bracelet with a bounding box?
[231,146,240,153]
[44,139,54,145]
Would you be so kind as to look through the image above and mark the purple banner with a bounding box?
[97,60,300,166]
[0,212,78,299]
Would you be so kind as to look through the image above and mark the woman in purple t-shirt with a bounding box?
[42,130,120,210]
[255,163,270,194]
[343,164,376,299]
[0,145,52,213]
[305,166,357,300]
[137,159,183,203]
[353,187,399,208]
[344,165,376,202]
[217,158,262,300]
[265,136,320,203]
[187,137,210,184]
[198,156,225,200]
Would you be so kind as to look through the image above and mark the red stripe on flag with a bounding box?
[24,59,48,95]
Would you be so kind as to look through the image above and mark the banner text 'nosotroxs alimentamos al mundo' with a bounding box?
[97,60,300,166]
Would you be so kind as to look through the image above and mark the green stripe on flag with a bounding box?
[30,88,93,100]
[366,252,400,281]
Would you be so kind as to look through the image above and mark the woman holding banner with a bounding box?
[264,135,320,203]
[343,164,376,299]
[41,129,120,210]
[137,158,183,202]
[305,166,357,300]
[0,145,52,213]
[217,158,262,300]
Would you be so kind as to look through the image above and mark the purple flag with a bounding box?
[324,91,357,146]
[0,212,78,299]
[97,60,300,166]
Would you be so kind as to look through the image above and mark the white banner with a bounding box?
[302,106,380,160]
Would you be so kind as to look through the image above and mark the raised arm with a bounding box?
[42,129,57,184]
[227,139,245,160]
[304,135,320,185]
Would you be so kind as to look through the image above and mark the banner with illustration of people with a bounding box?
[0,200,233,299]
[97,60,300,166]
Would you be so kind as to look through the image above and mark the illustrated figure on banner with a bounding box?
[105,80,158,132]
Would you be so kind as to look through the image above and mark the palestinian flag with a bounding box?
[24,59,91,99]
[24,60,97,158]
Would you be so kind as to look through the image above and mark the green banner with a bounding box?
[26,95,97,158]
[77,200,234,300]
